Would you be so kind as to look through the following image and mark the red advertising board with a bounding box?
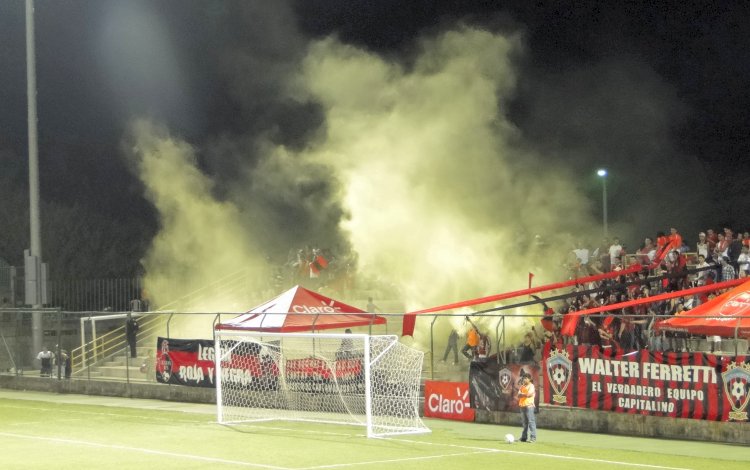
[543,344,750,422]
[424,381,475,422]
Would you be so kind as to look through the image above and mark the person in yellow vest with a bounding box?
[461,317,480,360]
[517,374,536,442]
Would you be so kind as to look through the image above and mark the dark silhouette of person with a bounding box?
[126,314,139,358]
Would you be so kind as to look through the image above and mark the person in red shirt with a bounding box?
[706,229,718,256]
[667,227,683,252]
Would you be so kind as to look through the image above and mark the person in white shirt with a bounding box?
[696,232,708,258]
[737,246,750,274]
[608,237,623,269]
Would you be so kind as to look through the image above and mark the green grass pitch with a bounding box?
[0,390,747,469]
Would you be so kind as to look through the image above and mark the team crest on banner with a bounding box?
[498,368,513,395]
[546,349,572,404]
[722,362,750,421]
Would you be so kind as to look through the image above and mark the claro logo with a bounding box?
[424,381,475,421]
[428,387,470,414]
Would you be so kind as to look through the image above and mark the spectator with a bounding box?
[608,237,623,270]
[694,254,710,283]
[476,332,492,360]
[742,231,750,249]
[441,328,459,364]
[309,248,328,288]
[461,317,480,360]
[572,241,590,267]
[637,237,656,265]
[37,346,53,377]
[715,233,730,259]
[126,314,139,358]
[720,256,736,281]
[593,238,611,272]
[696,232,708,258]
[667,227,683,252]
[60,350,72,379]
[706,228,718,255]
[336,328,354,359]
[518,331,539,363]
[366,297,381,313]
[738,246,750,274]
[728,231,744,268]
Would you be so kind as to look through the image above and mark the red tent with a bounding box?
[215,285,386,333]
[657,279,750,338]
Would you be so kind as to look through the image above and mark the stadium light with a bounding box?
[597,169,608,238]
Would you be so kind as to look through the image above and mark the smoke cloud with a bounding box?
[126,14,695,349]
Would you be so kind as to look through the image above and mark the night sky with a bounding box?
[1,1,749,286]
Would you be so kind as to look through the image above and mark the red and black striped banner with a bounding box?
[542,344,749,422]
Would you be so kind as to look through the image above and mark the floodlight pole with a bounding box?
[597,169,608,238]
[27,0,44,359]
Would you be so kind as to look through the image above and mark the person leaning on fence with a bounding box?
[461,317,480,360]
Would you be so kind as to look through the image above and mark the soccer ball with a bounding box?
[505,433,515,444]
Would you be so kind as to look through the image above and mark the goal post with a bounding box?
[214,331,430,438]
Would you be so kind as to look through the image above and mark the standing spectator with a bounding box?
[441,328,459,364]
[593,238,611,272]
[37,346,53,377]
[637,237,656,265]
[738,246,750,274]
[60,350,72,379]
[742,231,750,249]
[720,256,736,281]
[706,229,718,256]
[517,374,537,443]
[518,331,539,363]
[129,297,142,313]
[667,227,683,252]
[126,314,139,358]
[572,241,590,267]
[309,248,328,289]
[461,317,480,360]
[696,232,708,258]
[728,231,744,268]
[366,296,381,313]
[608,237,623,270]
[715,233,730,259]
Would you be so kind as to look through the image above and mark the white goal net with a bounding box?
[214,331,430,438]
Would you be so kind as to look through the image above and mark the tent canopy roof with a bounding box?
[657,279,750,338]
[215,285,386,333]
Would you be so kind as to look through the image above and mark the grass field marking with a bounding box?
[388,437,693,470]
[0,431,290,470]
[299,449,498,469]
[0,402,212,425]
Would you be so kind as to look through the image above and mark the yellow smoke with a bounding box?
[129,26,596,348]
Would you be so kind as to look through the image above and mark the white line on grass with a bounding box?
[0,431,290,470]
[383,438,693,470]
[300,449,498,469]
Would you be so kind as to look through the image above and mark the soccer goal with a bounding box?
[214,331,430,438]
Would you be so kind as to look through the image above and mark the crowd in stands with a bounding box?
[540,226,750,355]
[269,245,358,296]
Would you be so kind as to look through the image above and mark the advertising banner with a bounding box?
[424,381,475,421]
[155,337,216,387]
[542,344,750,422]
[468,358,541,412]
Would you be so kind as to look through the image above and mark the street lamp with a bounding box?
[597,169,608,238]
